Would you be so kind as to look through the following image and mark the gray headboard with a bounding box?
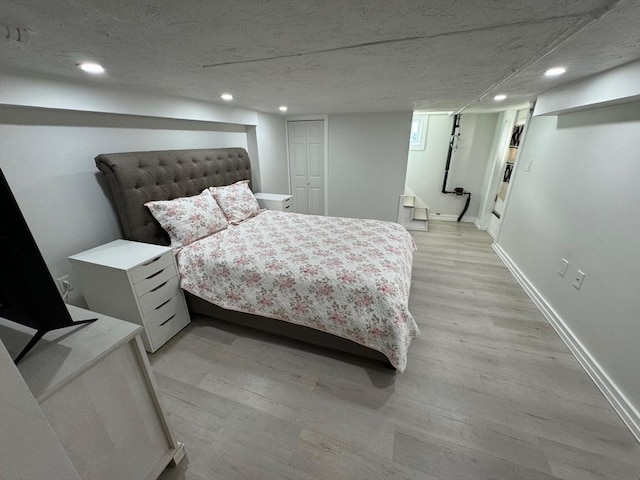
[95,147,252,245]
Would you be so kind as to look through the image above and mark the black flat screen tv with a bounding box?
[0,168,96,363]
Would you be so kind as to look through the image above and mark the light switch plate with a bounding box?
[526,158,534,172]
[558,259,569,277]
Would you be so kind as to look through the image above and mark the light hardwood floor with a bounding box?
[154,221,639,480]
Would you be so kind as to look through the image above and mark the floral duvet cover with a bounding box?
[177,210,419,371]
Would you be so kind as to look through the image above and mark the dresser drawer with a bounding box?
[146,299,190,351]
[130,251,174,285]
[138,276,180,315]
[133,264,176,298]
[143,294,180,327]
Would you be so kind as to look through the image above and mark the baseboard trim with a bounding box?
[492,243,640,442]
[473,219,485,230]
[430,214,476,223]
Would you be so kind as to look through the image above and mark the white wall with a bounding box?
[327,111,412,222]
[405,113,498,221]
[534,60,640,116]
[0,72,258,125]
[254,112,289,194]
[497,99,640,435]
[404,114,450,209]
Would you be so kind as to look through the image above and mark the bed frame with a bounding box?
[95,147,390,365]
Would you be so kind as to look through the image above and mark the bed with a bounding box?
[95,147,419,370]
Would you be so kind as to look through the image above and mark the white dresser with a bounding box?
[69,240,190,353]
[0,306,185,480]
[254,192,292,211]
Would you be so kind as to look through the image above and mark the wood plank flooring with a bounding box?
[154,221,639,480]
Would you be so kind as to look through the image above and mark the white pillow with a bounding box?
[209,180,261,224]
[145,190,228,249]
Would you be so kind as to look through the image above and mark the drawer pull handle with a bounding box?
[155,297,173,310]
[145,268,165,280]
[150,281,168,293]
[142,256,162,266]
[160,314,176,326]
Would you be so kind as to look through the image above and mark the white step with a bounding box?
[404,221,428,231]
[412,207,428,221]
[398,195,429,231]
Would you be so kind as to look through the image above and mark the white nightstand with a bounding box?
[254,192,292,211]
[69,239,190,353]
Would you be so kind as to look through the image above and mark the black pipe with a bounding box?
[441,113,461,194]
[457,193,471,222]
[440,114,469,222]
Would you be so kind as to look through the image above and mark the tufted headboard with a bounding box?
[95,147,252,245]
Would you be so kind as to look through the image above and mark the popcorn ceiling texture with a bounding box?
[0,0,637,114]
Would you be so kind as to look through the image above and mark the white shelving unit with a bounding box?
[70,240,190,353]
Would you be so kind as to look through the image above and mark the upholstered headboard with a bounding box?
[95,148,252,245]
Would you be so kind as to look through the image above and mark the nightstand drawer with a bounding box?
[133,265,176,298]
[138,276,180,315]
[146,301,190,351]
[144,294,180,328]
[130,251,174,285]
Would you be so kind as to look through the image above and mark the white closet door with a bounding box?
[288,120,324,215]
[288,121,309,213]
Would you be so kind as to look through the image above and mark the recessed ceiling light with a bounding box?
[545,67,566,77]
[278,106,288,112]
[221,93,233,101]
[78,63,104,74]
[494,94,507,101]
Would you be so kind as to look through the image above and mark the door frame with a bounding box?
[477,107,531,240]
[477,110,517,233]
[285,115,329,215]
[492,106,535,244]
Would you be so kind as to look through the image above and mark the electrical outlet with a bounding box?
[573,270,586,290]
[558,258,569,277]
[56,275,73,294]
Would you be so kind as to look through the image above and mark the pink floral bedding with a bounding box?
[177,210,419,371]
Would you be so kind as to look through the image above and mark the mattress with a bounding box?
[177,210,420,371]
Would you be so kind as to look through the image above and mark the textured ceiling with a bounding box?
[0,0,638,114]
